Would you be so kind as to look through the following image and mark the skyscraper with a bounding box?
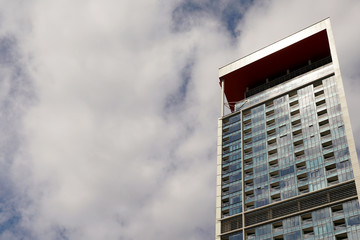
[216,19,360,240]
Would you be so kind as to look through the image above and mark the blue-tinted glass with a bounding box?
[229,183,242,193]
[280,166,295,176]
[348,215,360,226]
[255,174,268,184]
[229,232,242,240]
[255,224,272,236]
[255,198,269,208]
[230,172,241,182]
[231,196,241,204]
[229,114,240,124]
[285,230,301,240]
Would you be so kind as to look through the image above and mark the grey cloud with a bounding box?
[1,0,360,240]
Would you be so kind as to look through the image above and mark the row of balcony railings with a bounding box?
[220,181,357,237]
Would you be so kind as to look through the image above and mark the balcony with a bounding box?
[245,172,254,180]
[246,234,256,240]
[244,160,252,166]
[271,184,281,191]
[290,99,299,107]
[313,81,323,91]
[268,153,278,161]
[244,162,253,170]
[245,183,254,189]
[244,152,253,159]
[317,103,327,112]
[293,134,303,141]
[324,154,335,162]
[246,205,255,211]
[318,113,329,122]
[222,149,230,155]
[243,123,252,130]
[222,169,230,175]
[328,180,340,186]
[298,174,308,186]
[297,165,306,171]
[222,191,230,196]
[327,175,339,186]
[289,92,297,99]
[268,143,277,151]
[270,163,279,170]
[244,131,252,137]
[273,222,283,233]
[295,150,305,161]
[266,112,275,120]
[315,95,325,102]
[244,142,252,148]
[319,123,330,131]
[245,194,255,201]
[299,188,310,195]
[292,123,302,131]
[321,135,332,143]
[301,213,313,225]
[222,179,230,185]
[332,210,345,218]
[326,168,337,176]
[323,146,334,155]
[294,144,304,151]
[315,90,325,99]
[270,175,280,182]
[298,177,308,182]
[221,160,230,166]
[272,197,282,203]
[267,131,277,140]
[267,123,276,130]
[222,212,230,218]
[243,112,251,121]
[302,218,313,225]
[271,183,280,195]
[334,224,346,232]
[303,232,315,239]
[291,113,301,121]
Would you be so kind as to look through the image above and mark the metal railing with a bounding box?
[326,168,337,175]
[328,180,339,186]
[302,219,313,225]
[245,56,332,98]
[334,224,346,231]
[332,210,344,217]
[299,189,310,195]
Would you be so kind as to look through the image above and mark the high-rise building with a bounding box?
[216,19,360,240]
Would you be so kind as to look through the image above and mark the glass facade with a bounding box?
[239,76,353,212]
[237,199,360,240]
[219,74,359,239]
[222,114,243,217]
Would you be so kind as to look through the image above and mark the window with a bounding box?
[347,215,360,226]
[280,166,295,177]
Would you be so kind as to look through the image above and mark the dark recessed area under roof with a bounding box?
[219,29,331,112]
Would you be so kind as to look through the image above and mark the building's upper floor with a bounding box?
[219,18,336,113]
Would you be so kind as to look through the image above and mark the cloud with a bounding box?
[6,0,231,239]
[0,0,360,240]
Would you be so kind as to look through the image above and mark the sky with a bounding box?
[0,0,360,239]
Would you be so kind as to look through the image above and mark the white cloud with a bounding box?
[0,0,360,239]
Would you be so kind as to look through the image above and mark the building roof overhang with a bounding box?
[219,25,331,112]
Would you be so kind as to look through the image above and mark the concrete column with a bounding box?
[221,79,225,117]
